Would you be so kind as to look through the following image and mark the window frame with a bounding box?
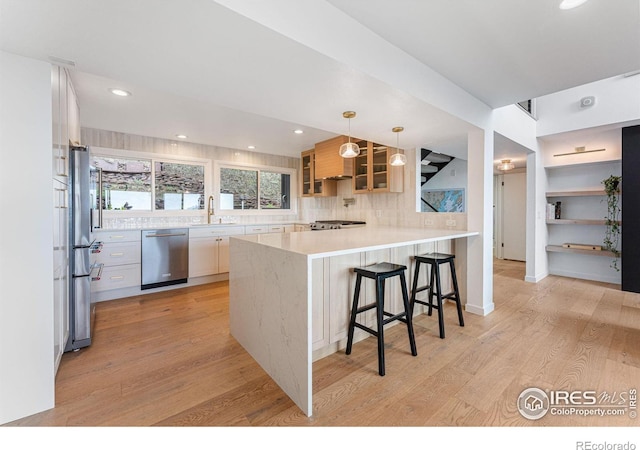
[90,146,211,217]
[214,161,298,216]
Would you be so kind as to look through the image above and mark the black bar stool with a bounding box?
[346,262,417,376]
[410,253,464,339]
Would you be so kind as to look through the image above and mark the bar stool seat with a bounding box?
[346,262,417,376]
[410,252,464,339]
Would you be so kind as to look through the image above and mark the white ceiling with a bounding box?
[1,0,639,160]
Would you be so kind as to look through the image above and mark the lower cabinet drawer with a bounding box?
[92,241,140,266]
[92,230,141,243]
[91,263,140,292]
[245,225,269,235]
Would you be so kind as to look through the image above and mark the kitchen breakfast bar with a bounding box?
[229,226,479,416]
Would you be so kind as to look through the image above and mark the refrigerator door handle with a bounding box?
[91,263,104,281]
[97,167,103,229]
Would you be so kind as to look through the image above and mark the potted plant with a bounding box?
[602,175,622,271]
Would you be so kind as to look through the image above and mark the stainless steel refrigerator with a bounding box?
[65,145,102,352]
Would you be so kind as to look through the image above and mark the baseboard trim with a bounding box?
[525,272,549,283]
[549,269,620,285]
[465,302,495,316]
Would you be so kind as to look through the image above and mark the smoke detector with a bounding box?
[580,96,596,108]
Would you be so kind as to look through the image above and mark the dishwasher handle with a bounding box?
[145,232,187,238]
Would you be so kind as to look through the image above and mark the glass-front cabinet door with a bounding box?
[353,139,369,193]
[301,150,313,196]
[353,140,391,193]
[371,142,390,191]
[312,153,325,195]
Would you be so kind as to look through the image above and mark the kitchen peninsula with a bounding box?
[229,226,479,416]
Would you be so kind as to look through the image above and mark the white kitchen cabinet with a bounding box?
[93,230,141,243]
[244,225,269,235]
[52,179,69,372]
[67,79,81,146]
[268,224,295,233]
[189,235,218,277]
[245,224,294,234]
[90,230,141,293]
[189,226,244,277]
[91,264,140,291]
[295,224,311,232]
[52,66,69,183]
[52,64,79,372]
[91,241,141,267]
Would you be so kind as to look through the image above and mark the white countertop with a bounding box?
[94,221,310,232]
[231,226,479,258]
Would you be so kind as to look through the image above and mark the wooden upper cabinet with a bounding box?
[353,140,403,194]
[301,149,337,197]
[314,135,353,180]
[301,149,314,197]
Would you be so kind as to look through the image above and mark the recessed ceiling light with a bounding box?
[294,129,304,134]
[559,0,589,10]
[108,88,132,97]
[248,145,256,149]
[175,134,188,139]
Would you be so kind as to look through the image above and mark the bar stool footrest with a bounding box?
[382,311,408,325]
[354,303,377,314]
[412,285,430,295]
[353,322,379,337]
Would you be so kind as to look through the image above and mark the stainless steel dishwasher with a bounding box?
[141,228,189,290]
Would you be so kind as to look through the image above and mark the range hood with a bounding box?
[314,135,353,179]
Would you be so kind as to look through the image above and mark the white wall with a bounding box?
[493,104,538,151]
[541,128,621,168]
[420,157,468,193]
[0,51,55,424]
[536,75,640,137]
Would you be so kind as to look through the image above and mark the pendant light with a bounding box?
[497,159,515,171]
[389,126,407,166]
[339,111,360,158]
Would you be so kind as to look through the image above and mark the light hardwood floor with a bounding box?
[7,259,640,426]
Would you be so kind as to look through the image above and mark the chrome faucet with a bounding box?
[208,195,214,224]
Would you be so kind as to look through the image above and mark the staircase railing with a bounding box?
[421,197,438,212]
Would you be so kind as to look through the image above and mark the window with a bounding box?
[516,99,536,119]
[218,164,294,212]
[260,171,290,209]
[154,161,204,210]
[92,153,206,212]
[92,156,152,210]
[220,167,258,210]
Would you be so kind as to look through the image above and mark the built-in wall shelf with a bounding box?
[546,219,608,225]
[546,245,616,257]
[546,190,606,198]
